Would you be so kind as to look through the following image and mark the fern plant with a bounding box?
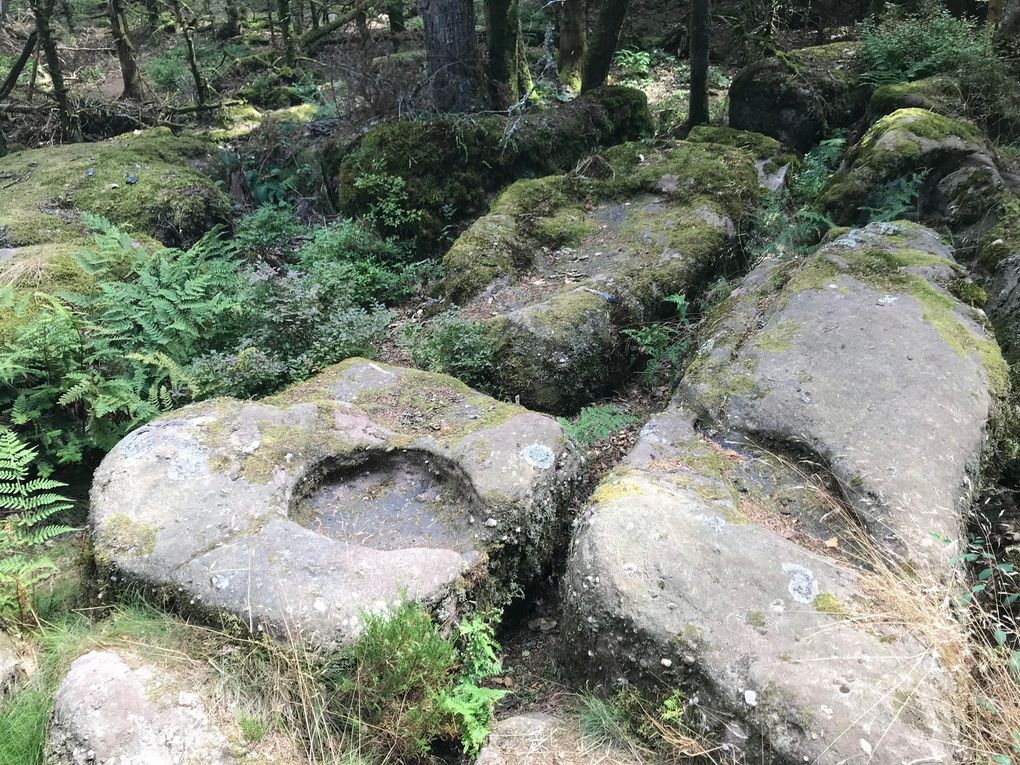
[0,429,75,624]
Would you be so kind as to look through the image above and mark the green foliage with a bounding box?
[0,430,75,625]
[861,171,927,223]
[859,7,993,86]
[557,404,636,446]
[403,309,495,390]
[232,204,309,260]
[622,295,692,385]
[350,172,426,236]
[614,49,652,80]
[791,133,847,204]
[331,602,506,759]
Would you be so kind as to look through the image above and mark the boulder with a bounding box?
[867,76,964,124]
[560,406,958,764]
[982,195,1020,366]
[90,359,583,647]
[820,108,996,225]
[678,222,1007,572]
[475,713,641,765]
[330,86,653,253]
[0,631,18,700]
[728,43,867,152]
[0,128,229,249]
[686,125,798,191]
[441,138,762,413]
[46,650,233,765]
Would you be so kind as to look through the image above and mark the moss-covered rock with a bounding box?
[867,76,964,124]
[442,139,762,413]
[820,108,993,225]
[0,129,230,249]
[688,125,800,190]
[728,43,868,152]
[330,87,653,253]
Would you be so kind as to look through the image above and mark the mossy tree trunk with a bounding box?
[485,0,532,107]
[580,0,630,92]
[418,0,487,112]
[31,0,74,137]
[996,0,1020,69]
[166,0,210,107]
[687,0,710,128]
[557,0,585,91]
[387,0,405,31]
[220,0,242,36]
[277,0,298,67]
[0,31,37,102]
[109,0,143,99]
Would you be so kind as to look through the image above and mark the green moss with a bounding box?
[687,125,799,173]
[0,128,229,248]
[96,514,157,565]
[753,320,800,353]
[535,207,595,247]
[868,77,963,123]
[949,279,989,308]
[745,610,767,628]
[812,592,848,618]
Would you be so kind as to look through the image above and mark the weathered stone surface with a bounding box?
[475,713,641,765]
[988,249,1020,365]
[46,650,233,765]
[0,631,18,700]
[867,76,964,124]
[560,406,957,764]
[91,359,582,647]
[442,139,761,413]
[821,108,996,225]
[679,222,1006,571]
[729,43,866,152]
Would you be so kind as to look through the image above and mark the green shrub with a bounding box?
[403,309,495,389]
[622,295,692,385]
[0,429,76,625]
[859,8,992,86]
[861,171,927,222]
[557,404,636,446]
[791,133,847,204]
[233,205,308,260]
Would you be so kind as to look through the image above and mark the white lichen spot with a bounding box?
[744,690,758,707]
[522,443,555,470]
[781,562,820,604]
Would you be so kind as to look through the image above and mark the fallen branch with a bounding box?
[299,1,379,50]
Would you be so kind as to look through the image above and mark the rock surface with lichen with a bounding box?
[679,222,1006,572]
[728,43,867,152]
[441,137,763,413]
[476,713,642,765]
[46,650,234,765]
[559,405,957,764]
[90,359,583,648]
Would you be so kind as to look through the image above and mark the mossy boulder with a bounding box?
[728,43,868,152]
[559,406,957,763]
[330,86,653,253]
[0,129,230,249]
[678,221,1007,573]
[688,125,799,190]
[867,76,964,124]
[441,138,762,413]
[90,358,583,648]
[820,108,993,225]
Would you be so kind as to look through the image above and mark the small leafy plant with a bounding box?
[558,405,636,446]
[613,49,652,80]
[403,309,495,389]
[622,295,692,385]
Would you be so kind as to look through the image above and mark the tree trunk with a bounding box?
[109,0,142,99]
[167,0,210,107]
[687,0,710,128]
[485,0,532,106]
[987,0,1004,24]
[557,0,585,91]
[277,0,298,67]
[580,0,630,92]
[31,0,74,137]
[387,0,405,31]
[996,0,1020,68]
[418,0,486,112]
[143,0,160,32]
[0,31,38,102]
[1,0,9,24]
[220,0,242,37]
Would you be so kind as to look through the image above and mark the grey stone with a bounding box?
[679,222,1005,573]
[91,359,582,647]
[560,407,958,764]
[46,650,232,765]
[475,713,642,765]
[988,250,1020,365]
[0,631,18,700]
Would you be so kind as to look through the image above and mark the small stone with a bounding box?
[484,518,498,528]
[744,690,758,707]
[660,658,672,668]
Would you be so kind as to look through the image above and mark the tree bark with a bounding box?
[557,0,585,91]
[418,0,486,112]
[220,0,242,37]
[0,31,38,102]
[143,0,160,33]
[687,0,710,128]
[166,0,210,107]
[580,0,630,92]
[387,0,405,31]
[996,0,1020,67]
[277,0,298,67]
[109,0,143,99]
[485,0,532,106]
[31,0,75,137]
[987,0,1004,24]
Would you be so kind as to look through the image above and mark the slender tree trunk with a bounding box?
[996,0,1020,67]
[557,0,585,91]
[143,0,160,32]
[987,0,1004,24]
[267,0,276,43]
[580,0,630,92]
[418,0,486,112]
[32,0,74,137]
[687,0,710,128]
[167,0,209,107]
[220,0,242,36]
[0,31,38,102]
[387,0,405,31]
[60,0,74,30]
[109,0,142,98]
[1,0,9,24]
[485,0,532,106]
[277,0,298,67]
